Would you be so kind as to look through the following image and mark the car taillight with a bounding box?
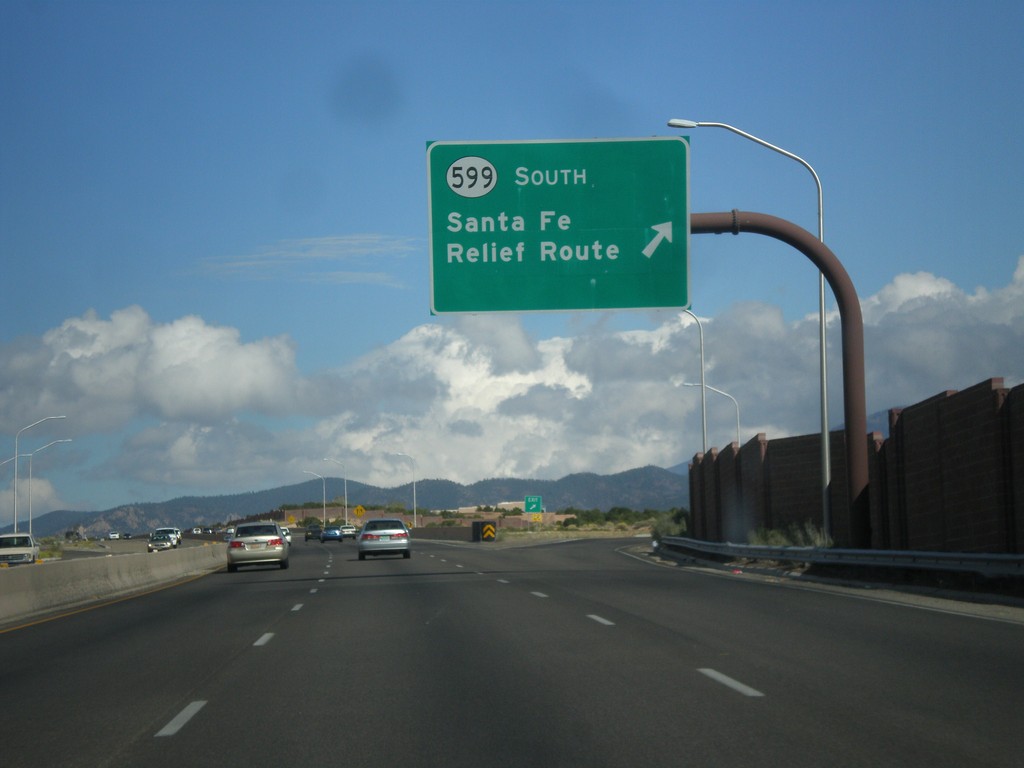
[268,537,283,546]
[229,540,245,549]
[362,533,378,541]
[393,532,408,539]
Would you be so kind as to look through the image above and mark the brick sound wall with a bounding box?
[764,434,821,532]
[1008,386,1024,553]
[688,378,1023,553]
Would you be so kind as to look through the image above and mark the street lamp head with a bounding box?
[667,118,700,129]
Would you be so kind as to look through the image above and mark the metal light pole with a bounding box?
[668,118,831,536]
[391,452,417,529]
[323,458,348,524]
[682,384,739,447]
[303,470,326,527]
[13,415,67,532]
[26,439,72,535]
[682,309,707,454]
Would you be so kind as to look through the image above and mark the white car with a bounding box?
[153,527,181,548]
[226,522,290,572]
[0,533,41,566]
[357,518,411,560]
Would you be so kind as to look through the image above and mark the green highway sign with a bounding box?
[524,495,543,513]
[427,137,689,313]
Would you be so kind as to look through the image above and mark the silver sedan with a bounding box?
[226,522,290,572]
[356,518,411,560]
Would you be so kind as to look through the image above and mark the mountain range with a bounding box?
[12,464,690,538]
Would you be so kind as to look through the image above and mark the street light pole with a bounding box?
[13,415,67,533]
[392,452,417,529]
[682,384,739,447]
[303,470,326,527]
[682,309,707,454]
[26,439,72,536]
[667,118,831,536]
[323,458,348,524]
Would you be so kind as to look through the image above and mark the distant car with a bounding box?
[340,524,357,539]
[320,526,343,543]
[226,521,290,572]
[357,518,411,560]
[281,527,293,544]
[305,526,322,541]
[202,527,214,534]
[147,533,174,552]
[154,527,181,548]
[192,527,202,535]
[107,531,120,540]
[0,533,40,566]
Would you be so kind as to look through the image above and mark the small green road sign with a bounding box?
[524,495,543,513]
[427,137,689,313]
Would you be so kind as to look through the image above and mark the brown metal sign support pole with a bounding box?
[690,211,870,548]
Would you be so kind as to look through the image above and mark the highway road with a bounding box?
[1,537,1021,767]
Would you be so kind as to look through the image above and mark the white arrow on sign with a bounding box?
[642,222,673,258]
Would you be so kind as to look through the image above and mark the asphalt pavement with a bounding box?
[1,537,1021,768]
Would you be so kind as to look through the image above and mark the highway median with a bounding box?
[0,542,227,628]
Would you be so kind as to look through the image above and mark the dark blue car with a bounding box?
[320,526,343,542]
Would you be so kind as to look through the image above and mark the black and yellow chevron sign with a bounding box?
[482,523,496,541]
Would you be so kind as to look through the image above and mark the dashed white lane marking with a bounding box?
[155,701,207,737]
[456,564,464,568]
[310,588,318,594]
[497,579,510,584]
[254,633,274,646]
[292,604,303,612]
[531,592,549,598]
[587,614,615,626]
[698,668,765,697]
[318,578,325,583]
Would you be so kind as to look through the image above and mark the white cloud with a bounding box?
[27,306,303,427]
[3,256,1022,510]
[201,234,418,286]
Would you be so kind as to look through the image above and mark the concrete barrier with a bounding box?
[0,543,227,627]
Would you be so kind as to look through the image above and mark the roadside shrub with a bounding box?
[748,521,831,548]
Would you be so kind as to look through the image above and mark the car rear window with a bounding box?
[0,536,32,548]
[239,525,278,536]
[365,521,403,531]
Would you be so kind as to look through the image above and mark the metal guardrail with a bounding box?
[657,536,1024,578]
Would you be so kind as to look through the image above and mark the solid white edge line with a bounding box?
[698,668,765,697]
[155,700,207,737]
[587,614,615,626]
[254,632,274,646]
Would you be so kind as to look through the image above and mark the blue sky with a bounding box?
[2,0,1022,520]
